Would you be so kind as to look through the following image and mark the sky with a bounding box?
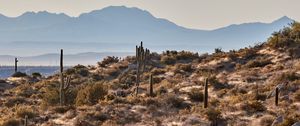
[0,0,299,30]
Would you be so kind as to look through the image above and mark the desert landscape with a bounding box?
[0,22,300,126]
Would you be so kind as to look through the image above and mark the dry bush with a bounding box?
[188,88,203,102]
[52,106,74,113]
[1,118,21,126]
[98,56,119,67]
[16,105,36,119]
[205,107,222,122]
[244,58,272,68]
[161,55,176,65]
[237,47,257,60]
[42,83,77,106]
[4,97,27,107]
[274,72,299,84]
[260,115,275,126]
[151,68,166,75]
[76,82,108,106]
[174,63,193,73]
[278,116,299,126]
[13,84,35,97]
[162,93,190,109]
[175,51,199,61]
[210,76,231,90]
[240,101,266,114]
[294,90,300,102]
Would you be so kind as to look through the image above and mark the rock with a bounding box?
[292,122,300,126]
[271,116,284,126]
[64,110,77,119]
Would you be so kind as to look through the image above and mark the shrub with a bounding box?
[244,58,272,68]
[31,72,42,78]
[175,51,199,60]
[76,68,89,77]
[163,94,190,109]
[260,115,275,126]
[205,107,222,121]
[240,101,266,114]
[76,82,108,106]
[52,106,74,113]
[98,56,119,67]
[274,72,299,84]
[11,72,27,77]
[4,97,26,107]
[188,88,203,102]
[1,118,21,126]
[214,48,223,53]
[294,90,300,102]
[151,68,166,75]
[16,106,36,119]
[161,56,176,65]
[175,64,193,73]
[42,83,77,106]
[0,79,6,83]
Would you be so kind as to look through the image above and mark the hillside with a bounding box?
[0,6,294,56]
[0,23,300,126]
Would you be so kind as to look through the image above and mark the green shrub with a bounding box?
[76,82,108,106]
[42,83,77,106]
[32,72,42,78]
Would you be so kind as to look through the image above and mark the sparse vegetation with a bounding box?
[76,82,108,106]
[0,22,300,125]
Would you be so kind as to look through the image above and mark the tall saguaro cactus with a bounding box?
[204,78,209,108]
[149,74,154,97]
[14,58,18,73]
[59,49,71,106]
[275,87,279,106]
[135,41,150,96]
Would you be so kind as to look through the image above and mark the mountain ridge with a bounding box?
[0,6,295,56]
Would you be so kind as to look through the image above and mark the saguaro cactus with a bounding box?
[204,78,208,108]
[275,87,279,106]
[59,49,71,106]
[15,58,18,73]
[135,41,150,96]
[149,74,154,97]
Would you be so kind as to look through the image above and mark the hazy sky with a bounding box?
[0,0,299,30]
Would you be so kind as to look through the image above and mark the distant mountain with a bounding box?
[0,6,295,56]
[0,52,133,66]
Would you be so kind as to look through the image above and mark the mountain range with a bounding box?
[0,6,295,65]
[0,52,133,66]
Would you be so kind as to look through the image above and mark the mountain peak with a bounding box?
[19,11,69,18]
[79,6,153,19]
[272,16,294,23]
